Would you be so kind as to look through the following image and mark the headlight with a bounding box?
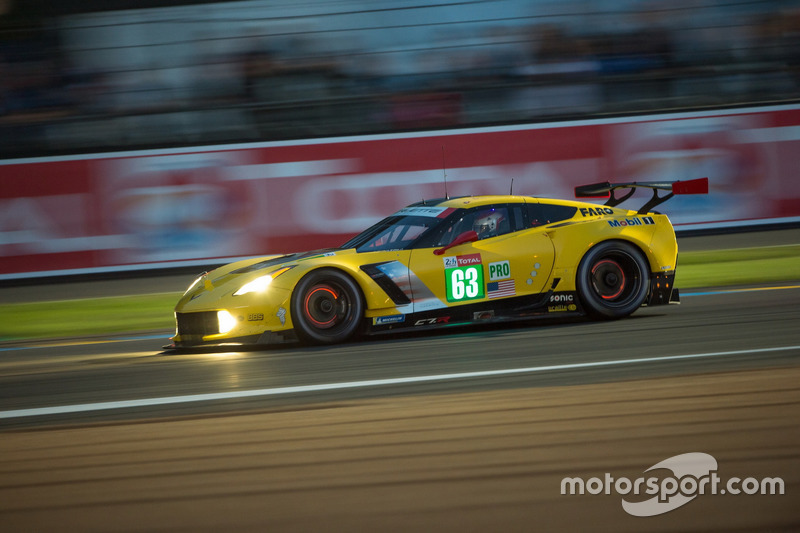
[234,275,273,296]
[217,310,237,334]
[233,267,292,296]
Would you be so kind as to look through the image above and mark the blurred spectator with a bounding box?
[505,24,600,118]
[0,41,72,153]
[751,9,800,97]
[0,0,798,158]
[240,40,280,104]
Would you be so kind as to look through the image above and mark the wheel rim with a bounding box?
[303,283,350,330]
[591,259,626,300]
[589,252,641,307]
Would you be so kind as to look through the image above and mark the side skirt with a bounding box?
[364,291,585,336]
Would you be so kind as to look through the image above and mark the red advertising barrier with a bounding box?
[2,105,799,279]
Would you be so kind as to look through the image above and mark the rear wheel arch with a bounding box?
[575,239,651,319]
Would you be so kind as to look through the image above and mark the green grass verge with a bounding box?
[675,245,800,288]
[0,245,797,342]
[0,293,181,342]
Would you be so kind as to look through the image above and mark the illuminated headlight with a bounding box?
[233,267,292,296]
[217,310,237,334]
[233,274,274,296]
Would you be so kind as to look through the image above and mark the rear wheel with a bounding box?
[576,241,650,319]
[291,269,364,344]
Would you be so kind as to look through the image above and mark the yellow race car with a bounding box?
[167,178,707,348]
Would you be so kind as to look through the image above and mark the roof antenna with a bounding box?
[441,147,449,199]
[510,178,514,195]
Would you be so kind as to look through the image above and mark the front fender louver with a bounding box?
[360,263,412,305]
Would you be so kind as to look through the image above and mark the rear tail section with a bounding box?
[575,177,708,214]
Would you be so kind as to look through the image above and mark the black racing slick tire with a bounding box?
[576,241,650,319]
[291,268,364,345]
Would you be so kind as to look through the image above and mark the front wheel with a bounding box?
[576,241,650,319]
[291,269,364,344]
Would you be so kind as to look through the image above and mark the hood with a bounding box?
[176,249,344,307]
[230,248,341,274]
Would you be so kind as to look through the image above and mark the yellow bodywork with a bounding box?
[172,195,678,346]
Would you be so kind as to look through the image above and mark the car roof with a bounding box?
[405,195,615,214]
[416,195,534,209]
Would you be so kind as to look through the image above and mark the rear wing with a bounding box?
[575,177,708,214]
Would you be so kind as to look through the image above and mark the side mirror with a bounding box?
[434,230,479,256]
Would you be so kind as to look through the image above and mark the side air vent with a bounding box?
[360,263,412,305]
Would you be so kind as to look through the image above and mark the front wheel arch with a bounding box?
[575,240,650,319]
[290,268,365,344]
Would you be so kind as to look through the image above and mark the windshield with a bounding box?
[340,215,440,251]
[341,206,458,252]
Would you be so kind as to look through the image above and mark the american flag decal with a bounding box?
[487,279,515,299]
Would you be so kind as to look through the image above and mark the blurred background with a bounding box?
[2,6,797,530]
[1,0,799,278]
[1,0,798,158]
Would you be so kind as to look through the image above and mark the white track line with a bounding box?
[1,345,798,420]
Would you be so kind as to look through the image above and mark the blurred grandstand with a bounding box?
[1,0,798,158]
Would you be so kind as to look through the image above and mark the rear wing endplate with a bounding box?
[575,177,708,214]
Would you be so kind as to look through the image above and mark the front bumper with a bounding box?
[170,283,294,348]
[166,328,298,350]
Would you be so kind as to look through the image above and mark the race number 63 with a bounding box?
[446,266,485,302]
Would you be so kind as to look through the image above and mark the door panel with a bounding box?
[408,229,555,313]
